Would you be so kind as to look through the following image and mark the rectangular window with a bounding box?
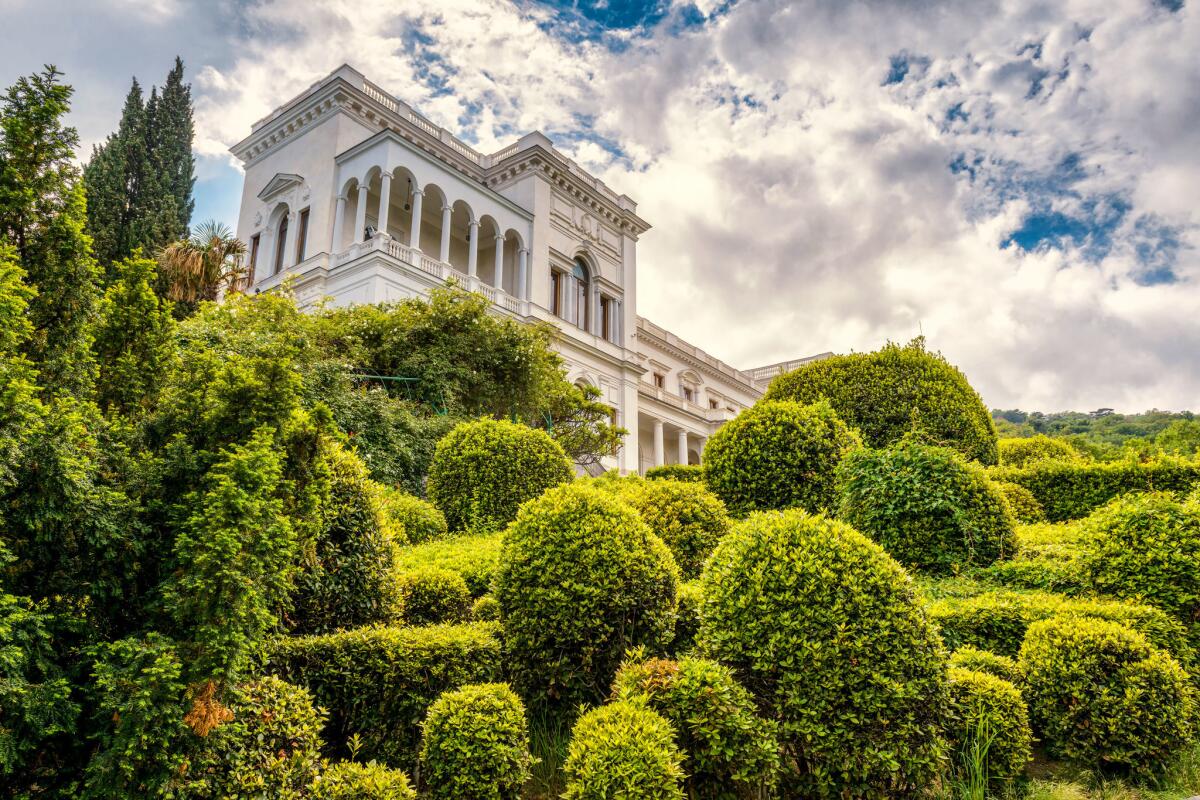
[600,296,614,342]
[551,271,563,317]
[653,373,665,389]
[709,399,719,410]
[249,234,260,273]
[295,208,310,263]
[683,386,695,403]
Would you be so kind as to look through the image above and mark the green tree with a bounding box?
[1156,419,1200,457]
[151,57,194,239]
[0,243,39,491]
[157,219,247,316]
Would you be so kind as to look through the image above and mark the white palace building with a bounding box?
[232,65,825,474]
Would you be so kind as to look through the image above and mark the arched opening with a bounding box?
[502,229,523,296]
[447,199,475,274]
[572,257,590,331]
[420,183,449,256]
[477,215,501,288]
[383,166,420,242]
[268,202,291,276]
[335,178,358,252]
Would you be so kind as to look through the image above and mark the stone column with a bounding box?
[377,172,392,238]
[466,220,479,279]
[332,194,347,253]
[677,430,689,465]
[517,248,529,300]
[439,205,452,263]
[653,419,665,467]
[494,235,505,290]
[409,188,424,249]
[592,285,602,336]
[354,183,369,243]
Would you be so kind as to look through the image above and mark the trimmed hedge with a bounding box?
[312,762,416,799]
[267,623,504,767]
[645,463,704,483]
[612,656,779,799]
[997,435,1080,469]
[699,510,948,799]
[948,646,1022,684]
[495,483,679,709]
[419,683,531,800]
[927,589,1194,665]
[703,400,861,516]
[763,339,999,465]
[598,477,730,578]
[1077,492,1200,644]
[945,667,1032,789]
[394,532,503,597]
[989,458,1200,522]
[561,701,684,800]
[1019,616,1193,774]
[426,418,573,533]
[174,677,324,799]
[837,440,1017,574]
[974,521,1084,593]
[471,595,500,622]
[993,480,1045,524]
[671,580,702,655]
[381,489,448,544]
[396,568,472,626]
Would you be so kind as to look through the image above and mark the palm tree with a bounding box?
[157,220,248,311]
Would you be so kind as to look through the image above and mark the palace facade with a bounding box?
[231,65,825,474]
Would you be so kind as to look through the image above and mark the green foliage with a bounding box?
[397,568,472,626]
[993,408,1197,459]
[993,480,1045,523]
[671,580,702,655]
[174,676,324,800]
[927,589,1194,664]
[290,443,403,634]
[0,244,39,492]
[837,439,1017,574]
[699,509,948,798]
[419,682,532,800]
[471,595,500,622]
[945,667,1032,790]
[703,399,861,516]
[380,488,448,543]
[561,701,685,800]
[537,380,626,470]
[495,483,679,709]
[427,417,573,533]
[597,477,731,578]
[1019,616,1193,775]
[998,435,1081,469]
[1156,419,1200,457]
[312,761,416,800]
[612,655,779,799]
[765,339,998,464]
[989,458,1200,522]
[1077,492,1200,644]
[948,646,1022,683]
[267,622,504,767]
[645,463,705,482]
[974,521,1085,593]
[394,532,503,597]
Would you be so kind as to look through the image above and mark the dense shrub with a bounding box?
[612,656,779,799]
[948,646,1022,683]
[267,622,504,767]
[419,683,532,800]
[699,510,948,798]
[837,440,1017,574]
[312,761,416,799]
[290,444,404,633]
[974,521,1084,593]
[928,590,1193,665]
[763,339,998,464]
[561,701,684,800]
[1019,616,1193,774]
[397,568,472,626]
[945,667,1032,789]
[598,477,730,578]
[997,435,1080,469]
[495,483,679,708]
[381,489,448,544]
[174,677,324,799]
[703,400,861,516]
[671,580,702,655]
[394,532,502,597]
[993,480,1045,523]
[471,595,500,622]
[1077,492,1200,644]
[989,458,1200,521]
[645,463,705,482]
[426,418,573,533]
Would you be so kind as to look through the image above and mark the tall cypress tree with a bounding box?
[84,79,149,269]
[154,57,195,238]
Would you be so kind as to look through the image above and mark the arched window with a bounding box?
[273,212,289,275]
[573,258,589,330]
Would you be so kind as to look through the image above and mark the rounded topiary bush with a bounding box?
[1019,616,1193,774]
[699,509,948,798]
[763,339,999,465]
[837,439,1017,574]
[471,595,500,622]
[381,489,448,544]
[1077,492,1200,644]
[599,477,730,578]
[494,483,679,709]
[702,399,861,516]
[397,567,472,626]
[948,646,1022,683]
[312,762,416,799]
[419,683,532,800]
[612,656,778,799]
[562,701,684,800]
[946,667,1032,790]
[290,445,404,633]
[997,435,1080,469]
[427,418,573,533]
[994,480,1046,524]
[176,677,324,799]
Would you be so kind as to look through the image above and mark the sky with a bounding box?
[1,0,1197,413]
